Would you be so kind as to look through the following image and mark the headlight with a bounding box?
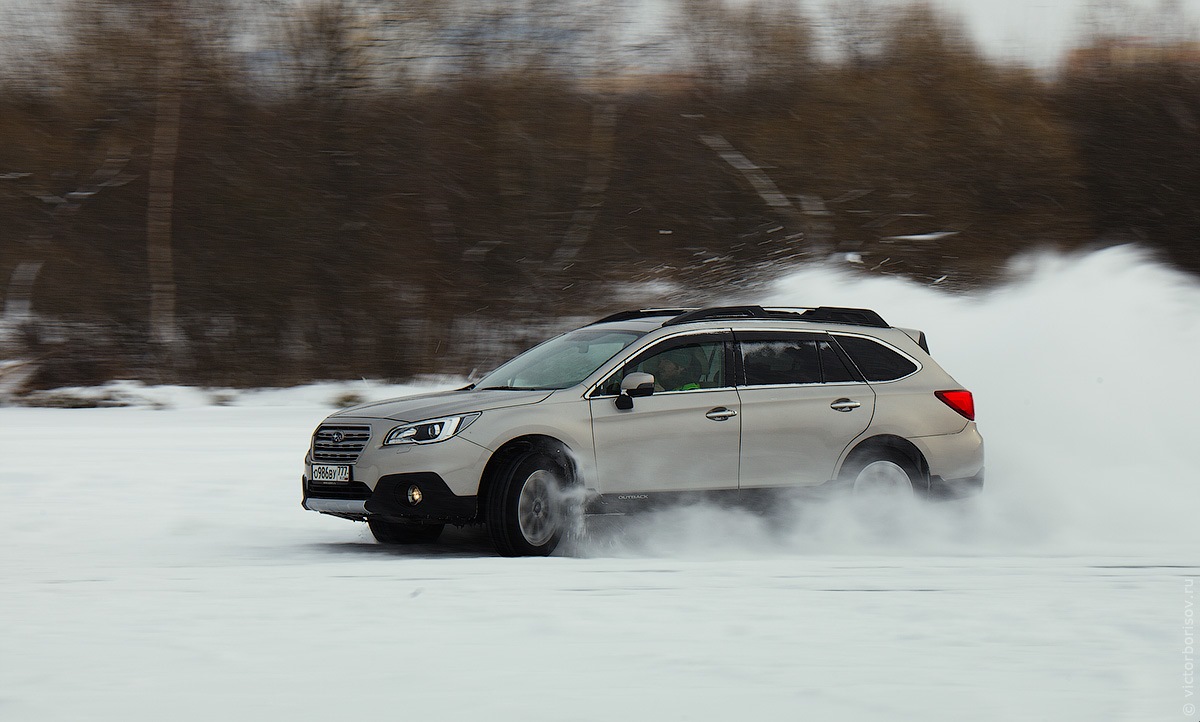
[383,413,480,446]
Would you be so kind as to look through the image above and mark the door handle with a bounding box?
[830,398,861,412]
[705,407,738,421]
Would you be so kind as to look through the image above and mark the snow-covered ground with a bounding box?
[2,245,1197,721]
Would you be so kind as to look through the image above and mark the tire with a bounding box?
[368,518,444,544]
[486,449,574,557]
[841,448,920,499]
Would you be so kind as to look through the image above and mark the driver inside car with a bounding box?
[651,349,702,392]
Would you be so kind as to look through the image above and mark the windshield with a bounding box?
[474,328,644,391]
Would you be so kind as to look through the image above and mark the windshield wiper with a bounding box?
[478,385,545,391]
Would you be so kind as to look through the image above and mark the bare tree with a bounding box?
[146,5,185,362]
[825,0,891,67]
[1,146,135,343]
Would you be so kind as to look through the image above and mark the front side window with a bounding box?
[596,335,728,395]
[475,328,644,391]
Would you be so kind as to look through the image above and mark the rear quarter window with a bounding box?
[834,335,918,382]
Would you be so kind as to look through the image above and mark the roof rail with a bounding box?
[797,306,889,328]
[661,305,889,328]
[661,305,794,326]
[589,308,695,325]
[592,305,890,329]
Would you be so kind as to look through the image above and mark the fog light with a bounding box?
[407,485,423,505]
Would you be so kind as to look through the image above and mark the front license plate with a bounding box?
[311,465,351,483]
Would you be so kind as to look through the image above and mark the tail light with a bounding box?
[936,390,975,421]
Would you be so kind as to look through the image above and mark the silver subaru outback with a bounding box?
[302,306,984,556]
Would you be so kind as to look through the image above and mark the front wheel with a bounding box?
[486,449,574,557]
[368,518,444,544]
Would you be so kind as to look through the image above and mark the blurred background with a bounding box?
[0,0,1197,391]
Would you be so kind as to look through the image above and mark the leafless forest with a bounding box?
[1,0,1197,389]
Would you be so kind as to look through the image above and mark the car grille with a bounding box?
[312,425,372,464]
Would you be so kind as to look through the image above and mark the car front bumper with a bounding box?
[302,471,480,523]
[303,497,369,516]
[303,418,490,523]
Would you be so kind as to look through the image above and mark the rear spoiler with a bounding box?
[899,328,930,354]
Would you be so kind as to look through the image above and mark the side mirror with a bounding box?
[615,372,655,410]
[622,372,656,397]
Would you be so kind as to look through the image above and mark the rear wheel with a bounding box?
[841,448,920,499]
[368,518,444,544]
[486,449,573,557]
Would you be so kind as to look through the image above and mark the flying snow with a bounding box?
[1,244,1195,721]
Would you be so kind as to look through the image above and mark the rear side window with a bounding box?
[738,333,863,386]
[741,339,821,385]
[834,335,918,382]
[818,340,858,383]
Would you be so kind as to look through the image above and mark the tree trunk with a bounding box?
[552,101,617,264]
[147,29,184,364]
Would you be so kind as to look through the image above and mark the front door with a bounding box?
[589,332,740,494]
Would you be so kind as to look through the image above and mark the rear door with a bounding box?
[734,331,875,488]
[589,331,740,494]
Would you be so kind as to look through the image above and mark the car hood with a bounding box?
[331,388,554,422]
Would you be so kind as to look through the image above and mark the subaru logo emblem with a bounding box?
[331,431,345,443]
